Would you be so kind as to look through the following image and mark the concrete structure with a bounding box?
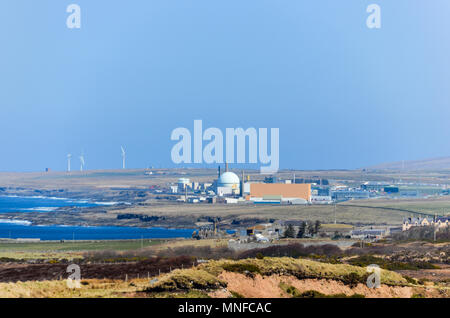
[216,186,233,196]
[201,183,212,191]
[170,185,178,194]
[217,172,240,189]
[248,183,311,202]
[288,198,309,205]
[243,183,251,194]
[224,198,238,204]
[310,195,332,204]
[216,171,240,195]
[177,178,190,191]
[361,182,390,191]
[331,190,370,201]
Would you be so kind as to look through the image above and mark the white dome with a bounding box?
[217,172,240,187]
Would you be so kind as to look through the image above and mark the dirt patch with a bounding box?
[211,271,415,298]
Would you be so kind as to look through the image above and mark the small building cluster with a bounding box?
[402,216,450,231]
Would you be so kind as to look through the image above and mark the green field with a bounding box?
[0,239,166,252]
[342,197,450,217]
[0,239,168,260]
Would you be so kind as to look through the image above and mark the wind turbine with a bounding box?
[121,146,126,169]
[67,154,72,172]
[79,153,85,171]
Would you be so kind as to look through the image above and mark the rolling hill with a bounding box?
[367,157,450,171]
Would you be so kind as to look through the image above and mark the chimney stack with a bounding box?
[240,170,244,197]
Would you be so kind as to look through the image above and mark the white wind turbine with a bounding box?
[79,153,85,171]
[121,146,126,169]
[67,154,72,172]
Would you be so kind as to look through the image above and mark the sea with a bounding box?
[0,195,194,240]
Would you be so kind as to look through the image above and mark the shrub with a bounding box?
[222,263,261,275]
[341,272,364,288]
[347,254,439,271]
[230,291,244,298]
[293,290,365,298]
[238,243,342,259]
[145,269,226,292]
[403,275,417,285]
[158,245,237,260]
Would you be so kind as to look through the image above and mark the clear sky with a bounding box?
[0,1,449,171]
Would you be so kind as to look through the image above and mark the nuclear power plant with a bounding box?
[215,163,241,196]
[169,164,312,205]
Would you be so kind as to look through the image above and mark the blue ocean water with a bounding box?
[0,196,195,240]
[0,195,99,212]
[0,222,195,241]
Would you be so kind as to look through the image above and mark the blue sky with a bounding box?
[0,1,449,171]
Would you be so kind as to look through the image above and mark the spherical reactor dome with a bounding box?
[217,172,240,188]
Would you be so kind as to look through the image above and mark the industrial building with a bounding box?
[215,164,240,196]
[177,178,190,191]
[247,183,311,204]
[331,190,370,201]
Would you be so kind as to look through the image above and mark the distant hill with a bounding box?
[367,157,450,171]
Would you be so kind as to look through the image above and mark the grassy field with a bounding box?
[0,278,151,298]
[0,239,166,252]
[0,239,167,260]
[111,202,412,226]
[342,197,450,217]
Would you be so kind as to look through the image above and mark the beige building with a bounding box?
[248,183,311,202]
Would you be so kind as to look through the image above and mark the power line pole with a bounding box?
[434,213,438,242]
[334,204,337,225]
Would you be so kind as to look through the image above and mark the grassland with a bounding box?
[145,257,409,293]
[0,257,411,298]
[0,239,165,252]
[0,239,448,298]
[342,197,450,217]
[0,239,166,260]
[108,201,412,226]
[0,278,151,298]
